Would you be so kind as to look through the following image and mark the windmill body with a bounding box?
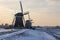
[14,13,24,28]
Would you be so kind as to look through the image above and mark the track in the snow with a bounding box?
[0,29,29,40]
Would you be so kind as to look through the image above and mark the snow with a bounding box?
[0,28,23,33]
[46,28,60,39]
[2,29,56,40]
[0,29,12,32]
[0,28,16,32]
[0,29,28,40]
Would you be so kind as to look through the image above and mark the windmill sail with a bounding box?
[20,1,23,13]
[20,1,25,27]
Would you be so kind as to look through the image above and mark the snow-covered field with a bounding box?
[0,28,21,35]
[36,27,60,40]
[0,27,60,40]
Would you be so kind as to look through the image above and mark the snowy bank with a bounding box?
[4,29,56,40]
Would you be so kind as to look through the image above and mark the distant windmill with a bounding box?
[25,11,32,28]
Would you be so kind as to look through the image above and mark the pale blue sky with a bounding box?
[0,0,60,26]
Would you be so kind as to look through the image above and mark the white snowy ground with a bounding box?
[0,28,19,32]
[3,29,56,40]
[45,28,60,39]
[0,28,21,36]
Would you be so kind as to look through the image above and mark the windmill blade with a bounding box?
[20,1,26,27]
[23,12,29,15]
[20,1,23,13]
[24,11,30,20]
[12,17,15,26]
[23,13,28,15]
[28,12,30,20]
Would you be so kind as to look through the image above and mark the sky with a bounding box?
[0,0,60,26]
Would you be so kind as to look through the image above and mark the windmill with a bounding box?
[12,1,31,28]
[12,1,25,28]
[25,12,32,28]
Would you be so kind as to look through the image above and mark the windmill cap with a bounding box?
[15,12,23,16]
